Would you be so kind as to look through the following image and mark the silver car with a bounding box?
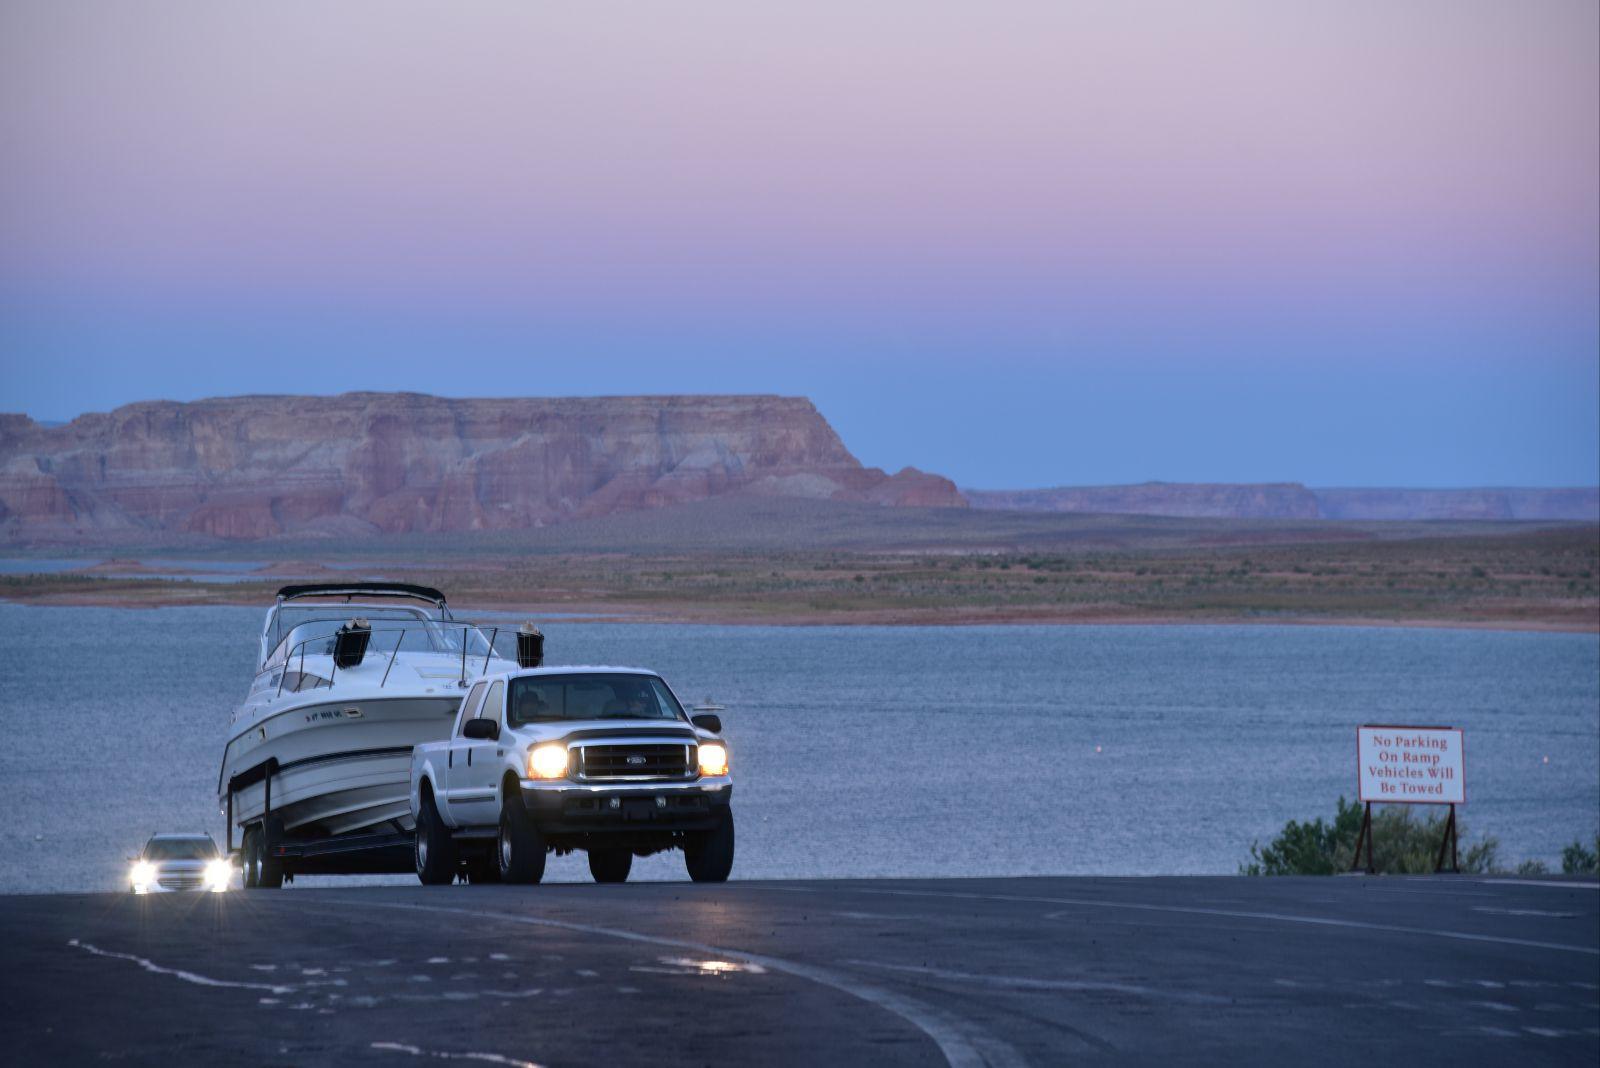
[129,833,233,893]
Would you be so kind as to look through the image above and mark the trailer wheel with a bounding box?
[241,827,260,889]
[256,819,285,889]
[497,798,546,885]
[684,808,735,884]
[415,790,457,886]
[588,848,632,884]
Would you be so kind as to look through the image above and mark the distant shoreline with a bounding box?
[3,585,1594,634]
[3,523,1595,634]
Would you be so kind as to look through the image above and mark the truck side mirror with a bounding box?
[691,714,722,734]
[462,718,500,741]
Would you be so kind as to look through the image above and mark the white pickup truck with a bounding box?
[408,666,734,885]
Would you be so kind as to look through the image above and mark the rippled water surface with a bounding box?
[1,604,1595,892]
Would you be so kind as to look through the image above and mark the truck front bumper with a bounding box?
[518,777,732,835]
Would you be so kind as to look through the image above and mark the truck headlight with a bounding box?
[205,858,233,892]
[529,744,569,779]
[697,743,728,777]
[130,860,156,890]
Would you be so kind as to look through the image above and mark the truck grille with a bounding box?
[576,743,694,781]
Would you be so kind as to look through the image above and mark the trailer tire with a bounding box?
[415,789,457,886]
[241,827,260,888]
[256,819,285,889]
[497,798,546,885]
[588,848,632,884]
[684,808,735,884]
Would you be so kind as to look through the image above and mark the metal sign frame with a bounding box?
[1351,724,1465,874]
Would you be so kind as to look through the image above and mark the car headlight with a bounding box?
[130,860,156,888]
[205,858,233,891]
[697,743,728,777]
[529,743,569,779]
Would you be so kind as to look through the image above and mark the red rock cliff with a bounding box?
[0,394,965,542]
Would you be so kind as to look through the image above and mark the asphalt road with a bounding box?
[2,875,1596,1066]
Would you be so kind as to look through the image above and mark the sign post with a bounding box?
[1354,725,1466,874]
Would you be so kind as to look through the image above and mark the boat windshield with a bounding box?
[267,605,437,652]
[508,674,686,726]
[265,613,497,669]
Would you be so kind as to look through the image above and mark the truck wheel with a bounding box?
[415,791,457,886]
[256,820,285,889]
[241,827,260,888]
[497,798,546,885]
[684,808,735,884]
[588,848,632,883]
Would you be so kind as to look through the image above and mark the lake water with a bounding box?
[0,603,1595,893]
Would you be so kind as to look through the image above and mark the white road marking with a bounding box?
[1478,880,1600,891]
[1474,907,1582,918]
[67,939,294,994]
[1470,1001,1520,1013]
[845,960,1230,1005]
[320,899,1021,1068]
[370,1041,543,1067]
[798,886,1599,956]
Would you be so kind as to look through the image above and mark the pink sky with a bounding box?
[2,2,1596,485]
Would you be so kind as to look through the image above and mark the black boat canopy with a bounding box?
[274,582,447,607]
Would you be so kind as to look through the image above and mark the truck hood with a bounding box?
[508,719,707,744]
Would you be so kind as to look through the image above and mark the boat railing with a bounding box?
[255,621,523,697]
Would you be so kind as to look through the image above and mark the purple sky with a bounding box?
[2,1,1596,488]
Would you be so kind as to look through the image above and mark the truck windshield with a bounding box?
[508,674,685,726]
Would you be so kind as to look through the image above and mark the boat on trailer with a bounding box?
[218,582,529,885]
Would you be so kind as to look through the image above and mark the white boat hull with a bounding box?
[222,692,464,839]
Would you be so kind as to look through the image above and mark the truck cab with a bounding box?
[409,666,733,885]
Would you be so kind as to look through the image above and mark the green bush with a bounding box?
[1241,796,1363,875]
[1561,836,1599,875]
[1243,798,1497,875]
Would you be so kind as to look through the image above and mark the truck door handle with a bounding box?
[467,749,472,767]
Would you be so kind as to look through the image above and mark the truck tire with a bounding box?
[684,808,735,884]
[588,848,632,883]
[497,797,546,885]
[415,791,458,886]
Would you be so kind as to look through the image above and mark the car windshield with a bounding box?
[144,837,216,860]
[508,674,685,726]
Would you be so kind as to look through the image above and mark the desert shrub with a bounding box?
[1243,798,1497,875]
[1241,797,1363,875]
[1562,836,1600,875]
